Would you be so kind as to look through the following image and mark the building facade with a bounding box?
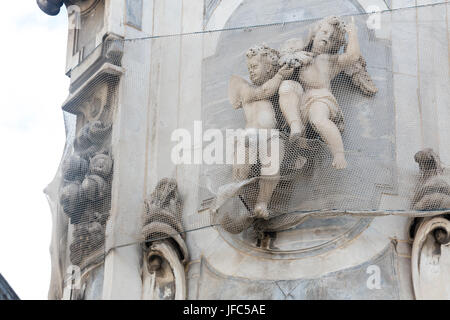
[38,0,450,300]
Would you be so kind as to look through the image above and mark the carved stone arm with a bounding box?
[337,18,360,68]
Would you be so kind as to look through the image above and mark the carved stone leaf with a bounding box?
[343,56,378,96]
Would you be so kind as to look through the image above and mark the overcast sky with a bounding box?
[0,1,69,299]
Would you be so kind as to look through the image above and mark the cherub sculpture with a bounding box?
[277,16,378,169]
[228,44,294,219]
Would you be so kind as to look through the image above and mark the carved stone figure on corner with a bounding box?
[411,149,450,299]
[412,149,450,211]
[278,16,378,169]
[228,44,293,220]
[141,178,189,300]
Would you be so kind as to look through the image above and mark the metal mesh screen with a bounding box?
[45,3,450,298]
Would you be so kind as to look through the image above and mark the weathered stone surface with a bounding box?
[196,243,400,299]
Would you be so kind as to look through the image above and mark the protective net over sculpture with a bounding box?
[46,4,450,290]
[45,37,123,298]
[197,9,450,236]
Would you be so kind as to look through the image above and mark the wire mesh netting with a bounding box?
[45,3,450,298]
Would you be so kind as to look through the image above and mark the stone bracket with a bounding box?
[62,62,124,115]
[69,34,124,94]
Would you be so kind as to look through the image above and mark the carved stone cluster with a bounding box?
[246,44,280,66]
[60,120,113,266]
[412,148,450,211]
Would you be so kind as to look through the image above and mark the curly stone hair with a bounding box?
[306,16,347,54]
[246,44,280,64]
[246,44,281,80]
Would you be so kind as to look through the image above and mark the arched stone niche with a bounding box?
[195,0,400,293]
[203,0,389,58]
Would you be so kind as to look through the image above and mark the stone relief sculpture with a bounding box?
[59,120,113,266]
[141,178,189,300]
[412,149,450,211]
[411,149,450,299]
[219,16,379,237]
[278,16,377,169]
[41,0,123,296]
[229,45,293,220]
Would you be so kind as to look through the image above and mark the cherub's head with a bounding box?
[246,44,280,85]
[308,16,347,54]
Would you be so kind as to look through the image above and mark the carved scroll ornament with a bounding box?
[141,178,189,300]
[411,149,450,299]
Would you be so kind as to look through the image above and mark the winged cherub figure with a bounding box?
[228,44,293,219]
[277,16,378,169]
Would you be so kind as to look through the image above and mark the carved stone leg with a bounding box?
[254,177,279,220]
[254,136,284,220]
[233,131,256,181]
[278,80,305,136]
[308,102,347,169]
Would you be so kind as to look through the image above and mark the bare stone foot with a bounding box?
[332,153,347,169]
[254,202,270,220]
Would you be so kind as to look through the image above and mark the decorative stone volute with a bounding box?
[141,178,189,300]
[36,0,65,16]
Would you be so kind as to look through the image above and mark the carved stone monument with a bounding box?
[38,0,450,300]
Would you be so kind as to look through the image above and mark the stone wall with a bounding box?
[41,0,450,299]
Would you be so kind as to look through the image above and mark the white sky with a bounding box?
[0,1,69,299]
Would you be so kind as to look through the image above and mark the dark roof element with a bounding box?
[0,274,20,300]
[36,0,65,16]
